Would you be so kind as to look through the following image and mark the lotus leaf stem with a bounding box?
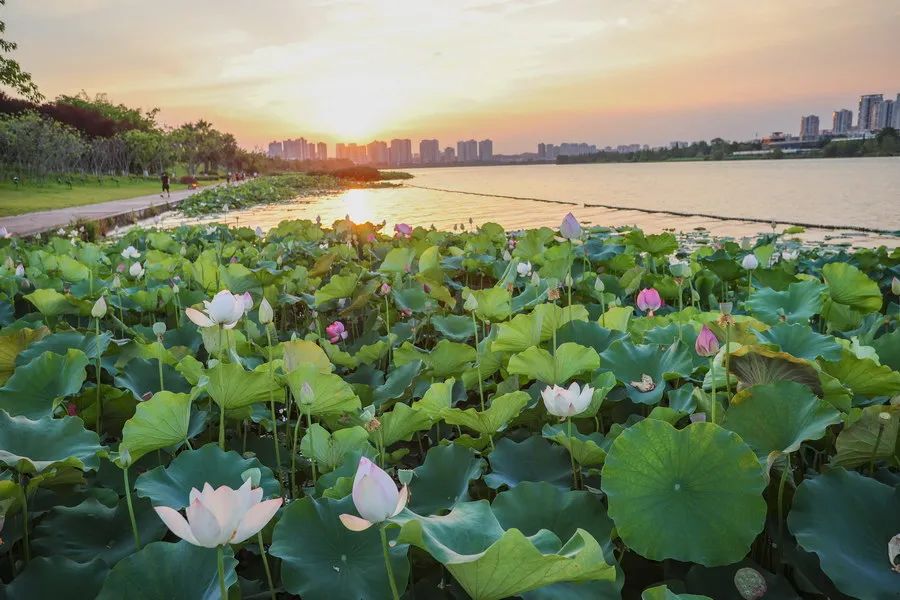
[123,465,141,551]
[217,545,228,600]
[257,531,276,600]
[380,524,401,600]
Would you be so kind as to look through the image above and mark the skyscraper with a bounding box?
[831,109,853,134]
[857,94,883,131]
[267,141,283,158]
[538,143,546,158]
[457,139,478,162]
[894,94,900,129]
[799,115,819,140]
[478,139,493,161]
[366,140,389,164]
[389,139,412,165]
[874,100,894,129]
[335,143,347,160]
[443,147,456,162]
[419,139,440,164]
[317,142,327,161]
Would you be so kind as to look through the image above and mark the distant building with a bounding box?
[799,115,820,140]
[348,143,367,164]
[895,94,900,129]
[832,109,853,134]
[389,139,412,165]
[316,142,327,161]
[537,143,546,158]
[335,143,347,160]
[442,147,456,162]
[874,99,895,129]
[366,140,389,164]
[419,139,440,164]
[267,141,283,158]
[457,139,478,162]
[858,94,883,131]
[478,139,493,161]
[669,141,690,149]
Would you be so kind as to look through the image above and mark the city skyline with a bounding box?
[6,1,899,153]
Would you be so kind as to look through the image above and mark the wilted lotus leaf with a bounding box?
[831,405,899,468]
[727,345,822,396]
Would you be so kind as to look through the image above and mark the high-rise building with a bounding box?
[538,143,546,158]
[457,139,478,162]
[894,94,900,129]
[316,142,327,161]
[335,143,347,160]
[306,142,316,160]
[799,115,820,140]
[832,109,853,134]
[443,147,456,162]
[874,99,895,129]
[267,141,283,158]
[858,94,883,131]
[478,139,493,161]
[419,139,440,164]
[366,140,389,164]
[347,143,367,164]
[389,139,412,165]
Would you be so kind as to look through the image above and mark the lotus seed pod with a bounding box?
[152,322,167,337]
[733,567,767,600]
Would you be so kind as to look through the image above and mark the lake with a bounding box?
[151,157,900,246]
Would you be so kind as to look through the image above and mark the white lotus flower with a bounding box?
[14,264,24,277]
[129,262,144,278]
[741,254,759,270]
[541,382,594,418]
[121,246,141,259]
[185,290,246,329]
[154,480,282,548]
[239,292,253,314]
[516,261,532,277]
[339,457,409,531]
[0,227,9,238]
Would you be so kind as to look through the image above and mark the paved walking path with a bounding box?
[0,187,204,237]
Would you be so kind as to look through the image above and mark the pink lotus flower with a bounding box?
[367,233,377,243]
[66,402,78,416]
[154,480,282,548]
[695,325,720,357]
[636,288,662,316]
[394,223,412,238]
[339,457,409,531]
[379,283,391,295]
[326,321,348,344]
[559,213,582,239]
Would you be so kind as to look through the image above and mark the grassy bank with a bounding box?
[0,176,220,217]
[177,173,342,217]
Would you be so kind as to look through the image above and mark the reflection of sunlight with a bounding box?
[340,189,376,224]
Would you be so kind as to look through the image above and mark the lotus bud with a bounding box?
[463,293,479,312]
[892,277,900,296]
[669,261,691,278]
[531,272,540,286]
[379,282,391,296]
[14,264,24,277]
[636,288,662,315]
[695,325,720,357]
[172,284,179,294]
[564,273,574,287]
[339,457,409,531]
[129,262,144,278]
[3,257,12,269]
[502,250,511,261]
[299,382,314,406]
[91,296,107,318]
[741,254,759,270]
[691,289,700,302]
[594,277,605,292]
[559,212,582,239]
[112,275,121,289]
[241,467,262,488]
[258,298,274,324]
[152,322,167,338]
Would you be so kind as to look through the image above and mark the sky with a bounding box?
[6,0,900,153]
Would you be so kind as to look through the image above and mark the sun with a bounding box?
[304,75,406,141]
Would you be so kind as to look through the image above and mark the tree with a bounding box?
[0,0,42,102]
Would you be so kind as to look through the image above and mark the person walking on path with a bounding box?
[160,172,171,198]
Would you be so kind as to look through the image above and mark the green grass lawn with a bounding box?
[0,177,219,217]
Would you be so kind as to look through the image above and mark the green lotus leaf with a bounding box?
[114,358,192,401]
[314,272,360,305]
[642,586,711,600]
[372,360,423,406]
[442,391,529,436]
[374,402,433,447]
[282,339,333,373]
[484,436,572,490]
[301,423,373,473]
[1,556,108,600]
[754,323,842,362]
[745,279,826,326]
[0,411,102,474]
[831,404,900,468]
[410,378,455,421]
[0,349,89,418]
[555,320,627,356]
[820,349,900,400]
[15,330,112,367]
[204,361,282,411]
[69,383,138,438]
[32,496,166,565]
[0,327,48,384]
[394,340,475,378]
[135,444,279,509]
[507,342,600,385]
[431,314,476,341]
[24,288,84,317]
[727,345,824,397]
[270,495,409,600]
[600,340,693,405]
[683,561,800,600]
[468,286,512,323]
[531,303,589,340]
[722,382,842,458]
[379,246,416,274]
[409,442,485,515]
[601,420,767,566]
[120,391,192,462]
[96,540,238,600]
[822,262,882,314]
[418,244,443,280]
[625,230,678,257]
[492,312,544,353]
[541,423,608,466]
[788,468,900,600]
[285,364,362,417]
[393,285,433,313]
[872,328,900,371]
[395,500,616,600]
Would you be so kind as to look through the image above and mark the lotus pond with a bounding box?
[0,215,898,600]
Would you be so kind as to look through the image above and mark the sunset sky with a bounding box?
[7,0,900,153]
